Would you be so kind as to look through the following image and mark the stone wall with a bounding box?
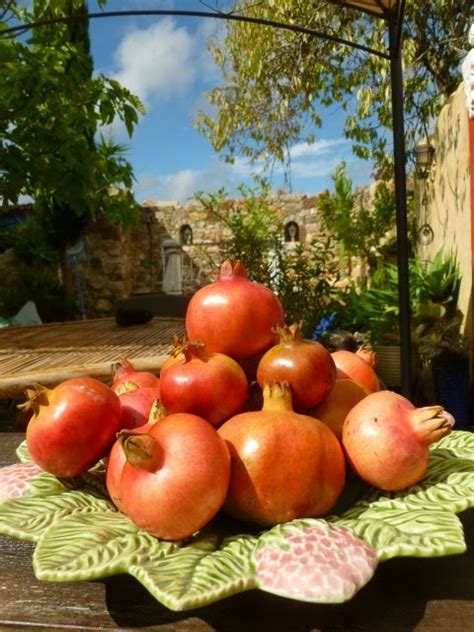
[79,208,171,318]
[79,189,384,318]
[0,189,383,320]
[142,193,327,290]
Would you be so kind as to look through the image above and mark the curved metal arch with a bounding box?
[0,1,413,396]
[1,8,390,59]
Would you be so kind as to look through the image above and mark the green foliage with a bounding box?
[317,163,395,275]
[411,252,466,362]
[0,1,144,247]
[332,264,402,345]
[196,1,469,173]
[410,250,461,317]
[271,237,340,337]
[0,264,77,323]
[0,217,58,263]
[333,249,463,346]
[195,185,340,336]
[195,183,283,286]
[416,312,468,362]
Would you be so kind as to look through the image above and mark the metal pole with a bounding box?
[388,7,411,398]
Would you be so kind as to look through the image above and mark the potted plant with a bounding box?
[329,250,463,390]
[329,265,415,388]
[416,312,470,428]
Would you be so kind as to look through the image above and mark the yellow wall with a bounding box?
[417,83,471,337]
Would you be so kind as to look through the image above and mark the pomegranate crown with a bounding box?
[111,357,136,380]
[262,380,294,411]
[168,337,209,362]
[273,322,304,342]
[17,382,50,415]
[218,259,248,280]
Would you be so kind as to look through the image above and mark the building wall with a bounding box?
[142,193,326,291]
[416,83,472,335]
[79,208,171,317]
[77,193,328,317]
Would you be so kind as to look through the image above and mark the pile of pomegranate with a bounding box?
[21,260,455,541]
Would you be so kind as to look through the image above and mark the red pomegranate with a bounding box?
[256,323,336,409]
[342,390,454,491]
[106,402,167,511]
[218,382,346,526]
[111,358,160,394]
[309,379,370,440]
[332,349,380,393]
[118,386,161,430]
[23,378,121,478]
[185,260,284,359]
[159,341,248,426]
[120,413,231,540]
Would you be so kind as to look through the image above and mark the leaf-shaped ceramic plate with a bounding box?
[0,431,473,611]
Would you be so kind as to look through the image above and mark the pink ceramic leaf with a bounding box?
[0,462,44,500]
[254,519,379,603]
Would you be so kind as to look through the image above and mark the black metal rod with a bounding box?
[388,10,411,398]
[0,9,390,59]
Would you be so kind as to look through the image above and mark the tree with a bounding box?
[0,1,145,254]
[195,1,469,175]
[317,162,396,279]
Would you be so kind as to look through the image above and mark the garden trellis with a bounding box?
[1,0,412,395]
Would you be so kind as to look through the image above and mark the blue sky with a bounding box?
[87,1,373,204]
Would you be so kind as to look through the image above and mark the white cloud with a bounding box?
[289,138,348,159]
[135,159,242,203]
[230,138,350,180]
[112,18,196,105]
[161,169,202,202]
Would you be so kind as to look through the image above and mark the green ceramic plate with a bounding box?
[0,431,473,611]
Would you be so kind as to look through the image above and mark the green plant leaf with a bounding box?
[16,440,32,463]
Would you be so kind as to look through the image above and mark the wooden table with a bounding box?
[0,317,185,398]
[0,434,474,631]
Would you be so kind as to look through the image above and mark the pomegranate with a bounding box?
[118,385,161,430]
[111,358,160,394]
[106,402,166,511]
[256,323,336,409]
[159,341,248,426]
[218,382,346,526]
[309,379,369,440]
[185,259,284,359]
[342,390,454,491]
[22,378,121,478]
[332,349,380,393]
[120,413,231,540]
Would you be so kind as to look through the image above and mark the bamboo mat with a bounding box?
[0,317,185,398]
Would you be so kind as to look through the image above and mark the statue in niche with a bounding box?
[285,221,299,242]
[162,239,182,294]
[180,224,193,245]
